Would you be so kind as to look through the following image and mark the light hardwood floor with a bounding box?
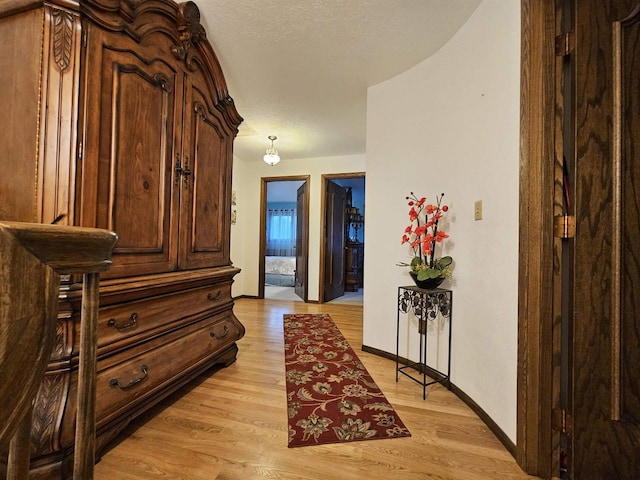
[94,298,537,480]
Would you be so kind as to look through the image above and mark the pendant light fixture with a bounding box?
[263,135,280,166]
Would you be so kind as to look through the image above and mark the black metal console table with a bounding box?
[396,285,452,399]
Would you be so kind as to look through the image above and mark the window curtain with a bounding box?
[266,208,297,256]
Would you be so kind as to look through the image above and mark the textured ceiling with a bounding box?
[199,0,482,163]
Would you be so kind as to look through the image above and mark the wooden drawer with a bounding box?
[94,312,241,426]
[97,282,232,349]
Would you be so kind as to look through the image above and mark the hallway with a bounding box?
[94,298,535,479]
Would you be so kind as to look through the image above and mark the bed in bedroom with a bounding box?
[265,256,296,287]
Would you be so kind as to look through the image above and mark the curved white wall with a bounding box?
[364,1,520,440]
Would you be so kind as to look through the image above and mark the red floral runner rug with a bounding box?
[283,313,411,447]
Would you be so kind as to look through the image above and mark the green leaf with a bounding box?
[410,257,422,268]
[417,269,439,280]
[434,256,452,268]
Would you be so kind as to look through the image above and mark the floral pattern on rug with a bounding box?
[283,313,411,447]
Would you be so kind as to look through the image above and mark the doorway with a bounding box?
[259,176,310,301]
[320,173,365,304]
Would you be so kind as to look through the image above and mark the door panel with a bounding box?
[323,181,346,302]
[571,1,640,477]
[619,8,640,425]
[295,183,308,301]
[81,30,179,278]
[179,79,230,270]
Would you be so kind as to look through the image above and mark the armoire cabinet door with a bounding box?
[178,73,232,270]
[80,28,180,278]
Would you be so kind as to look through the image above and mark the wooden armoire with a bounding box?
[0,0,244,477]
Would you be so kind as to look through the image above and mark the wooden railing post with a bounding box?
[0,221,117,479]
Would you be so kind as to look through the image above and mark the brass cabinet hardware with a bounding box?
[553,215,576,238]
[109,364,149,390]
[207,291,222,301]
[210,325,229,340]
[107,312,138,331]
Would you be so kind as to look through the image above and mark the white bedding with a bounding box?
[265,256,296,275]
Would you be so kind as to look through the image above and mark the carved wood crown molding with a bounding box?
[170,1,206,74]
[175,1,204,52]
[80,0,242,128]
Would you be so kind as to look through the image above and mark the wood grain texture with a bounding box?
[570,1,640,477]
[295,180,310,301]
[0,7,46,222]
[0,227,59,444]
[618,5,640,425]
[94,299,537,480]
[0,2,243,474]
[0,221,118,274]
[0,221,116,479]
[517,0,559,476]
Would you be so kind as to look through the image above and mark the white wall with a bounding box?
[364,0,520,441]
[230,154,366,301]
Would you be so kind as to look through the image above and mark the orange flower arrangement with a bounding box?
[399,192,452,284]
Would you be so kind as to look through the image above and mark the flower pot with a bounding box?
[409,271,445,290]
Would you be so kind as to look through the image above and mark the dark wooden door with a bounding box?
[179,71,232,270]
[569,2,640,477]
[323,181,346,302]
[295,183,308,301]
[81,28,179,279]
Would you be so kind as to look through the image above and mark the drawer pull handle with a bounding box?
[109,364,149,390]
[210,325,229,340]
[207,291,222,301]
[107,312,138,331]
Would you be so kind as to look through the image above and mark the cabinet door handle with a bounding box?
[183,157,191,186]
[109,364,149,390]
[175,153,183,184]
[107,312,138,331]
[210,325,229,340]
[207,291,222,301]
